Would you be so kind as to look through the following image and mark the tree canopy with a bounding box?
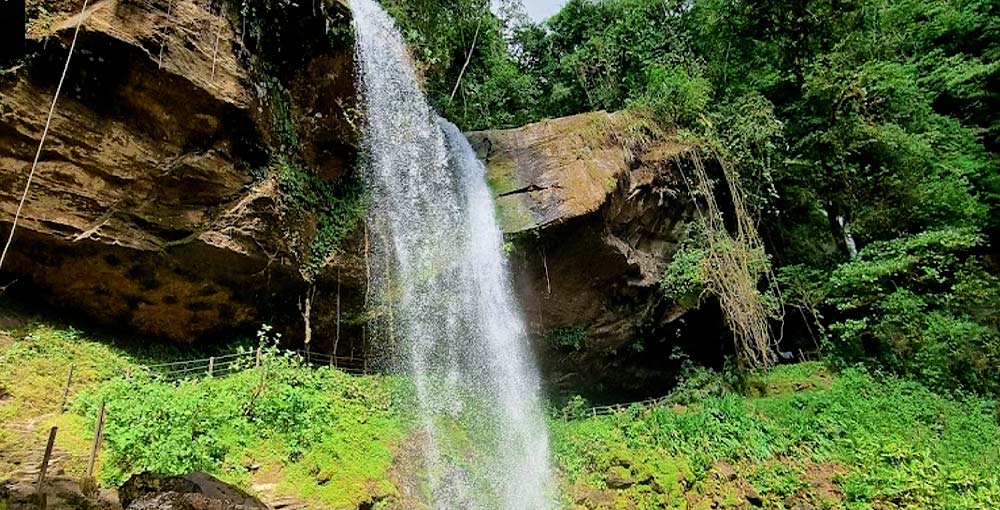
[386,0,1000,394]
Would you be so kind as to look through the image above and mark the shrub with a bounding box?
[73,353,410,508]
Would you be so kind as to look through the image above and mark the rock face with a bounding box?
[469,112,714,397]
[2,2,714,395]
[0,0,365,347]
[120,472,265,510]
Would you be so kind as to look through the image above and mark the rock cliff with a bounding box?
[0,0,365,348]
[470,112,717,396]
[1,2,714,395]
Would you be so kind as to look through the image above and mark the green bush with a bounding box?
[552,363,1000,508]
[73,352,410,508]
[630,65,712,126]
[825,228,1000,394]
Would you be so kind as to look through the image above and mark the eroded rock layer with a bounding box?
[0,0,363,345]
[470,112,712,396]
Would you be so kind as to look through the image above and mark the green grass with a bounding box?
[71,351,412,509]
[550,363,1000,509]
[0,320,151,479]
[0,314,412,509]
[5,312,998,510]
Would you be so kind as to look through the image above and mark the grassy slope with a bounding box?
[72,357,411,508]
[0,321,145,480]
[3,314,998,510]
[551,363,1000,510]
[0,312,412,509]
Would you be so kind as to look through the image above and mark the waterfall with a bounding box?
[350,1,552,509]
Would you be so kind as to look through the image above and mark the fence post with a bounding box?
[59,364,75,413]
[208,357,215,377]
[86,402,106,478]
[36,426,58,495]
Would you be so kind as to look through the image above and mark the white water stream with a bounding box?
[351,1,552,508]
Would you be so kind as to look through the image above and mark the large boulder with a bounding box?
[469,112,717,396]
[120,472,265,510]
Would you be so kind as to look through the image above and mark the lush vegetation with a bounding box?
[0,311,208,480]
[0,315,411,509]
[3,314,999,509]
[380,0,540,131]
[551,363,1000,509]
[73,352,409,508]
[389,0,999,393]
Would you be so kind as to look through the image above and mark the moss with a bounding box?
[484,156,522,196]
[277,157,369,278]
[493,196,536,234]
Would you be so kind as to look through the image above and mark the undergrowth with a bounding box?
[0,321,148,479]
[551,362,1000,509]
[72,350,411,509]
[5,313,998,510]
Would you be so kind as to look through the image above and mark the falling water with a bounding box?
[351,1,551,509]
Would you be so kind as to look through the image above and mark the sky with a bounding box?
[522,0,568,22]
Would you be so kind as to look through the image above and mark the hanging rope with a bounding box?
[0,0,91,273]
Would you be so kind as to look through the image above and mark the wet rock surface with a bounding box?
[120,472,265,510]
[470,112,716,397]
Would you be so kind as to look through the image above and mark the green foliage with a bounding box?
[825,228,1000,393]
[629,65,712,126]
[516,0,700,122]
[266,79,300,152]
[545,326,589,351]
[552,363,1000,508]
[0,315,220,479]
[277,157,369,277]
[661,235,708,308]
[72,349,410,508]
[550,415,692,510]
[380,0,540,130]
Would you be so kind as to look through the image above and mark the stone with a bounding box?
[606,466,635,489]
[120,472,265,510]
[716,462,738,482]
[1,0,362,347]
[127,492,262,510]
[469,112,719,394]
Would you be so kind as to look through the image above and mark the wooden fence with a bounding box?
[131,349,368,381]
